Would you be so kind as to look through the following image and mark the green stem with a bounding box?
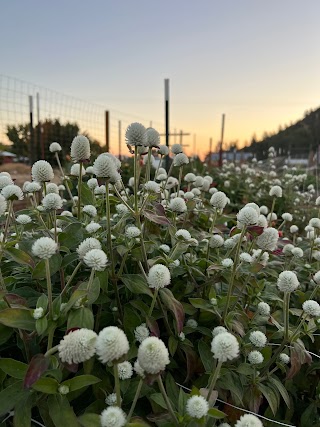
[284,292,290,341]
[55,152,74,204]
[157,375,179,426]
[3,200,13,243]
[44,344,59,358]
[148,288,159,317]
[60,261,82,297]
[77,163,83,220]
[127,378,143,422]
[268,197,276,227]
[207,360,223,402]
[47,327,55,352]
[176,166,183,196]
[87,269,95,294]
[45,259,53,319]
[113,363,121,407]
[105,180,114,275]
[209,210,218,233]
[134,148,139,214]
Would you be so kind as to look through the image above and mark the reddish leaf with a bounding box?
[5,293,28,307]
[143,209,170,225]
[24,354,50,389]
[146,316,160,337]
[181,345,201,383]
[154,202,166,216]
[159,288,185,334]
[64,362,79,373]
[230,226,241,236]
[247,225,265,237]
[286,342,312,380]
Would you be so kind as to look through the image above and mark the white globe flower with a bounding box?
[259,205,269,215]
[105,393,118,406]
[32,237,58,259]
[134,359,145,378]
[186,395,209,419]
[85,222,101,234]
[282,212,293,222]
[194,176,204,188]
[125,122,146,146]
[77,238,101,259]
[145,180,160,193]
[291,247,303,258]
[33,307,44,319]
[116,204,129,215]
[0,175,14,190]
[49,142,62,153]
[134,323,150,343]
[239,252,253,263]
[212,326,227,337]
[46,183,59,194]
[117,361,133,380]
[100,407,126,427]
[175,229,191,240]
[93,154,119,181]
[144,127,160,147]
[210,191,228,209]
[42,193,63,210]
[25,182,41,193]
[266,212,277,222]
[279,353,290,364]
[237,206,258,227]
[158,145,169,155]
[137,336,170,374]
[147,264,171,289]
[191,188,201,196]
[186,319,198,328]
[290,225,299,234]
[283,244,294,256]
[1,185,24,201]
[256,227,278,251]
[70,135,90,163]
[277,270,299,293]
[87,178,98,190]
[96,326,129,364]
[249,331,267,348]
[235,414,263,427]
[58,328,97,364]
[168,197,187,213]
[171,143,183,154]
[184,173,196,183]
[211,332,239,362]
[302,300,320,317]
[222,258,233,268]
[257,302,270,316]
[159,244,170,253]
[16,214,32,225]
[0,195,7,217]
[94,185,106,195]
[313,271,320,284]
[248,350,264,365]
[70,163,86,177]
[309,218,320,229]
[173,153,189,167]
[83,205,97,217]
[269,185,282,197]
[32,160,54,182]
[244,202,260,216]
[125,226,141,239]
[83,249,108,271]
[184,191,195,200]
[209,234,224,248]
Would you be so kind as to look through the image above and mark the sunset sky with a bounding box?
[1,0,320,157]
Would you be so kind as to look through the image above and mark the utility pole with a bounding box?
[29,95,35,165]
[218,113,226,167]
[118,120,122,160]
[105,111,110,152]
[164,79,169,169]
[36,92,43,159]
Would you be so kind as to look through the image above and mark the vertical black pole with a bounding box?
[29,95,34,165]
[36,92,43,159]
[218,113,225,168]
[118,120,121,161]
[105,111,110,152]
[165,79,169,170]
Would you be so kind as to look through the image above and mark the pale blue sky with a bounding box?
[1,0,320,155]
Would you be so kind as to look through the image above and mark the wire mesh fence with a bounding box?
[0,74,167,162]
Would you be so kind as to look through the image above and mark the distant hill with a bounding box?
[243,108,320,160]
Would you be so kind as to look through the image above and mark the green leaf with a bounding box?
[59,223,84,249]
[80,182,94,205]
[165,373,179,411]
[258,383,279,416]
[87,277,100,304]
[4,247,34,266]
[31,377,59,394]
[150,393,169,410]
[168,335,178,356]
[62,375,101,392]
[68,307,94,329]
[32,254,62,279]
[122,274,153,297]
[24,354,50,389]
[78,413,101,427]
[0,324,14,345]
[198,340,214,372]
[48,395,80,427]
[207,408,226,419]
[269,376,290,408]
[159,288,185,334]
[13,394,33,427]
[37,293,48,310]
[0,308,35,330]
[61,253,79,268]
[0,358,28,379]
[60,289,87,314]
[0,381,28,416]
[36,316,48,335]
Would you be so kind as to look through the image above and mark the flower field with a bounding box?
[0,125,319,427]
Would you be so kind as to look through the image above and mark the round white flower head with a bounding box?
[239,252,253,263]
[134,323,150,343]
[191,188,201,196]
[157,145,168,156]
[316,196,320,206]
[0,175,14,190]
[32,160,54,182]
[32,237,58,259]
[147,264,171,289]
[211,332,239,362]
[249,331,267,348]
[209,234,224,248]
[248,350,264,365]
[77,238,101,259]
[235,414,263,427]
[282,213,293,222]
[94,185,106,195]
[1,185,24,201]
[222,258,234,268]
[256,227,278,251]
[175,229,191,240]
[159,244,170,253]
[33,307,44,319]
[283,244,294,256]
[100,407,126,427]
[259,205,269,215]
[219,424,231,427]
[145,180,160,193]
[46,183,59,194]
[237,206,258,227]
[144,127,160,147]
[42,193,63,210]
[269,185,282,197]
[244,202,260,216]
[86,222,101,234]
[70,135,90,162]
[204,175,213,184]
[125,226,141,239]
[212,326,227,337]
[171,143,183,154]
[58,328,97,364]
[105,393,118,406]
[134,359,145,378]
[313,270,320,284]
[184,191,195,200]
[117,361,133,380]
[125,122,147,146]
[309,217,320,229]
[83,205,97,217]
[58,184,65,191]
[173,152,189,167]
[290,225,299,234]
[16,214,32,225]
[87,178,98,190]
[168,197,187,213]
[257,302,270,316]
[277,270,299,293]
[137,336,170,374]
[302,300,320,317]
[93,154,119,181]
[184,172,196,183]
[279,353,290,364]
[291,247,303,258]
[49,142,62,153]
[116,204,129,215]
[70,164,86,177]
[266,212,277,222]
[186,319,198,328]
[58,385,69,395]
[50,227,62,234]
[0,195,7,216]
[194,176,204,188]
[186,395,209,419]
[210,191,228,209]
[25,181,41,193]
[83,249,108,271]
[96,326,129,364]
